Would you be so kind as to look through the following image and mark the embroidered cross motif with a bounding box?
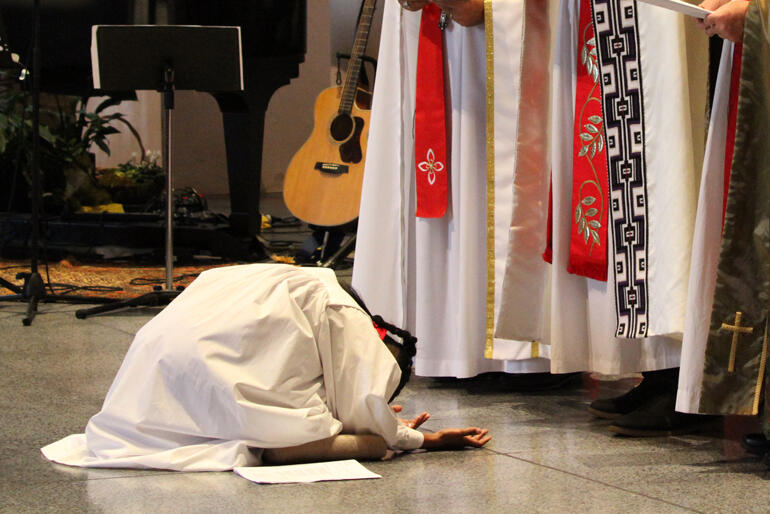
[418,148,445,186]
[720,311,754,373]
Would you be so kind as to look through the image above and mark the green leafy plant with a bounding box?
[95,150,165,207]
[0,71,145,211]
[52,95,145,174]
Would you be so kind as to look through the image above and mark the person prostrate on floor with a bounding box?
[41,264,490,471]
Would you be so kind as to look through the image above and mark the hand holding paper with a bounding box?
[698,0,732,9]
[638,0,712,18]
[698,0,750,42]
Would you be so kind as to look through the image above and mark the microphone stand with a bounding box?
[0,0,118,325]
[22,0,46,325]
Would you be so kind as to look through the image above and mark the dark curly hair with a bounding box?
[339,282,417,402]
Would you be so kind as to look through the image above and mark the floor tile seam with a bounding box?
[487,449,705,514]
[1,305,145,336]
[87,323,142,337]
[2,303,135,317]
[0,307,81,321]
[2,470,181,487]
[0,311,25,319]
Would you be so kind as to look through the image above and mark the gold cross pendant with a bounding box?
[720,311,754,373]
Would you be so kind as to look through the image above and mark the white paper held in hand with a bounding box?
[638,0,711,18]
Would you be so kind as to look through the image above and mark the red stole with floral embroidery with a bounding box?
[414,4,448,218]
[566,0,610,281]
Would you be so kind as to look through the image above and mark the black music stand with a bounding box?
[75,25,243,318]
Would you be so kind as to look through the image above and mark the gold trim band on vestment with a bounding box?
[484,0,496,359]
[752,319,768,415]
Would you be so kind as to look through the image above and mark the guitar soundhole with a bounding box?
[329,113,355,143]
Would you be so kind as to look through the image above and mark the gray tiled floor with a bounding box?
[0,187,766,512]
[2,298,770,513]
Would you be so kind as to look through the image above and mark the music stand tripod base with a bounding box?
[75,289,180,319]
[0,273,122,324]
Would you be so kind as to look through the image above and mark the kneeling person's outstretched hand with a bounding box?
[421,427,491,450]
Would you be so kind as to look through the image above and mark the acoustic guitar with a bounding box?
[283,0,377,228]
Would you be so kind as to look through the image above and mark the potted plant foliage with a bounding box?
[0,70,147,213]
[94,150,165,210]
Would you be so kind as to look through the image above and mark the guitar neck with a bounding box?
[339,0,377,114]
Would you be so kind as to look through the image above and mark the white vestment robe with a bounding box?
[42,264,423,472]
[353,0,550,378]
[676,43,734,413]
[492,0,704,373]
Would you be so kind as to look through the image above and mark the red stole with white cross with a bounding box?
[414,4,449,218]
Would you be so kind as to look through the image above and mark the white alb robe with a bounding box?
[353,0,550,378]
[676,42,735,413]
[492,0,704,373]
[42,264,423,472]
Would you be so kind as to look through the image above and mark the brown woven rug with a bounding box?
[0,259,234,300]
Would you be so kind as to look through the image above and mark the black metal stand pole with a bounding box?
[75,64,180,319]
[161,64,176,294]
[19,0,45,326]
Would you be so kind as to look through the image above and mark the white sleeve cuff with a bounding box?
[394,425,424,451]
